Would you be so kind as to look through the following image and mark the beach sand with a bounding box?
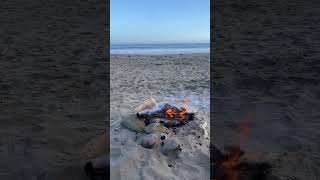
[212,0,320,179]
[0,0,107,179]
[110,54,210,180]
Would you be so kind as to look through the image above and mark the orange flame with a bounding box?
[165,97,191,121]
[165,107,175,119]
[220,112,256,180]
[221,145,244,180]
[178,97,190,121]
[178,107,187,121]
[237,112,264,161]
[236,112,255,149]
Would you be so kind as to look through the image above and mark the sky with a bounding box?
[111,0,210,44]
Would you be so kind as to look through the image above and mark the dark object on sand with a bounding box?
[137,103,194,127]
[210,144,280,180]
[84,156,109,180]
[161,135,166,140]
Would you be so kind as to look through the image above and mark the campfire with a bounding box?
[129,97,198,155]
[211,144,274,180]
[221,145,244,180]
[136,103,194,127]
[211,112,277,180]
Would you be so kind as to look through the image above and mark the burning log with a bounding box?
[136,103,194,127]
[211,144,279,180]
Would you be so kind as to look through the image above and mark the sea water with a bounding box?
[111,43,209,54]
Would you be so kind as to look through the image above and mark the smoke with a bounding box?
[141,95,208,115]
[141,103,166,115]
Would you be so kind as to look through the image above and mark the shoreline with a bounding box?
[110,43,210,55]
[110,52,210,56]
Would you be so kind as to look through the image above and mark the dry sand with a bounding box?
[0,0,107,179]
[212,0,320,179]
[110,54,210,180]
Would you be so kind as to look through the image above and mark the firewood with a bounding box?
[136,103,194,127]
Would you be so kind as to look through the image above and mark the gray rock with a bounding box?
[137,134,159,149]
[160,139,180,155]
[121,115,145,132]
[144,123,169,134]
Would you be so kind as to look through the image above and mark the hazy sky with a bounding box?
[111,0,210,44]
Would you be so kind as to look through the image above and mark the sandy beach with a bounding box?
[212,0,320,179]
[1,0,319,179]
[110,54,210,180]
[0,0,107,179]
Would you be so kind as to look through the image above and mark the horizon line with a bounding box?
[111,42,210,45]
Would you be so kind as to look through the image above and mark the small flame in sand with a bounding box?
[178,97,190,121]
[178,107,187,121]
[165,107,175,119]
[220,112,256,180]
[221,145,244,180]
[164,96,191,121]
[165,107,188,121]
[237,112,255,146]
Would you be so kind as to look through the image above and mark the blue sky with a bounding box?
[111,0,210,44]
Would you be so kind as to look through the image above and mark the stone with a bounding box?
[137,134,160,149]
[144,123,169,134]
[121,115,145,132]
[160,139,180,155]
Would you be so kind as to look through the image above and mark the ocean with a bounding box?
[110,43,210,54]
